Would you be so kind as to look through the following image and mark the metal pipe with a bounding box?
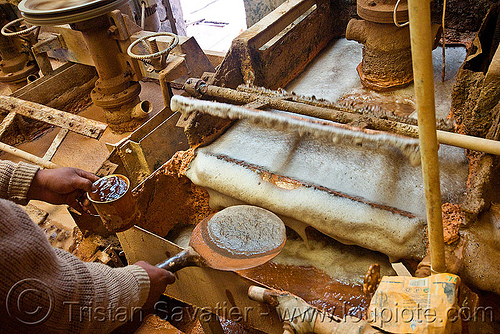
[77,17,123,81]
[140,1,146,30]
[185,80,500,156]
[408,0,446,272]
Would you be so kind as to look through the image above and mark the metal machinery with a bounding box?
[9,0,213,132]
[345,0,441,90]
[0,3,39,91]
[65,1,495,333]
[129,0,160,32]
[111,2,500,333]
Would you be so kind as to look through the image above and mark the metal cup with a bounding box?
[87,174,140,233]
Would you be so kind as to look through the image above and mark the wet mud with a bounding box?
[239,263,369,319]
[134,149,215,238]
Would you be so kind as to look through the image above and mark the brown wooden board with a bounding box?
[118,226,284,333]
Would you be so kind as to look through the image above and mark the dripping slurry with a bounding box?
[171,95,422,165]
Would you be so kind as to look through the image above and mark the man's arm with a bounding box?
[0,160,39,204]
[0,161,175,332]
[0,201,173,333]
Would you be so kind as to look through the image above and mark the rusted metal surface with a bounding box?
[357,0,409,24]
[0,8,40,91]
[117,140,151,187]
[213,0,354,89]
[71,16,146,132]
[0,95,107,138]
[186,79,422,138]
[30,33,63,75]
[107,110,189,187]
[346,17,441,91]
[185,79,422,138]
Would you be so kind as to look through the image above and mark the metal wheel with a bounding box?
[1,18,38,38]
[127,32,179,61]
[18,0,129,26]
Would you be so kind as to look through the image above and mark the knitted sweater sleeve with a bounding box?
[0,160,151,333]
[0,200,150,333]
[0,160,39,204]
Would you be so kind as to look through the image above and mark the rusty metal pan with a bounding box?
[156,205,287,272]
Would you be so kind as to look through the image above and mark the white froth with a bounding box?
[186,152,427,260]
[171,95,421,164]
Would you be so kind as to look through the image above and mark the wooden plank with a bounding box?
[117,226,283,334]
[43,128,69,161]
[213,0,345,89]
[12,62,96,108]
[241,0,316,48]
[0,111,17,138]
[0,141,58,169]
[0,96,107,139]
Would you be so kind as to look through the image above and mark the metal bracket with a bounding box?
[117,140,151,186]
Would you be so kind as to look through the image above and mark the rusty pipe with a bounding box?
[408,0,446,272]
[345,19,367,45]
[76,16,123,82]
[0,32,21,61]
[131,100,152,119]
[184,80,500,156]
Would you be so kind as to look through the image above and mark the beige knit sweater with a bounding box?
[0,160,150,333]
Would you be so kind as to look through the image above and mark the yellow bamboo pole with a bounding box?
[408,0,446,272]
[0,142,58,169]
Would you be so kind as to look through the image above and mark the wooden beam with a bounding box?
[0,96,107,139]
[43,128,69,161]
[0,111,17,138]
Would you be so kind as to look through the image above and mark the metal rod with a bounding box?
[161,0,178,34]
[408,0,446,272]
[141,1,146,30]
[436,130,500,155]
[186,80,500,156]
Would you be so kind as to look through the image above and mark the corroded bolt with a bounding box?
[107,25,118,36]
